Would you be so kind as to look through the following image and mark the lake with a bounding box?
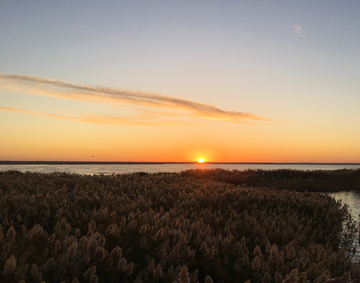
[2,162,360,175]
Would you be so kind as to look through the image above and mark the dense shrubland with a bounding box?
[181,168,360,192]
[0,170,359,283]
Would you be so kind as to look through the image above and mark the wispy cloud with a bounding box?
[0,74,273,125]
[293,25,306,37]
[0,107,189,126]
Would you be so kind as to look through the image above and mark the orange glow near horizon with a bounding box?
[2,4,360,165]
[1,106,360,163]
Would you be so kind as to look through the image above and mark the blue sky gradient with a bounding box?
[1,1,360,162]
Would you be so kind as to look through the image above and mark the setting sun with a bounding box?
[198,159,204,163]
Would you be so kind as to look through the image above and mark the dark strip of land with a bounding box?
[181,168,360,192]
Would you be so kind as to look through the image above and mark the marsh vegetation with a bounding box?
[181,168,360,192]
[0,170,359,282]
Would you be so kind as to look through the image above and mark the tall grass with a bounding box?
[0,170,359,282]
[181,168,360,192]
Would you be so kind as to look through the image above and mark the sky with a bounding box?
[1,1,360,162]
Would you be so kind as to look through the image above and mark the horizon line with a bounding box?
[1,161,360,165]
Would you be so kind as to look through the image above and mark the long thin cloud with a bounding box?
[0,73,272,124]
[0,107,189,126]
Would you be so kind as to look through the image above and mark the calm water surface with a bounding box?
[328,190,360,260]
[1,163,359,258]
[2,163,360,174]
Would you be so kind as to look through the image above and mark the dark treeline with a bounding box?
[0,170,359,283]
[181,169,360,192]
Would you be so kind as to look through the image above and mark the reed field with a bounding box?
[0,170,359,283]
[181,168,360,192]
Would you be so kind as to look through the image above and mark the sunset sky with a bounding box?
[1,1,360,162]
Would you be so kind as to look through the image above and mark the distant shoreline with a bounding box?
[1,161,360,165]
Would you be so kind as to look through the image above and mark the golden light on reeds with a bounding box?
[0,169,358,283]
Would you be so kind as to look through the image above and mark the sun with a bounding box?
[198,159,204,163]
